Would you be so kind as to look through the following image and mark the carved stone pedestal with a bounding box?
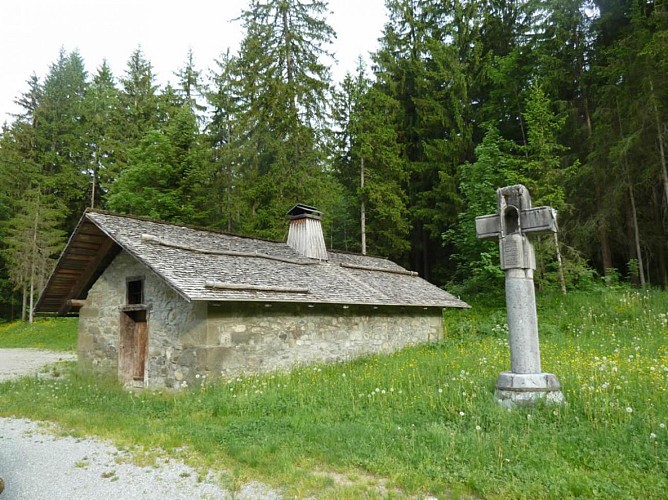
[495,372,564,408]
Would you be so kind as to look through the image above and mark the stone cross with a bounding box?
[475,185,564,406]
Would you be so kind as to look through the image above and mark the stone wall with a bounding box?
[199,302,444,377]
[78,251,444,389]
[78,251,207,388]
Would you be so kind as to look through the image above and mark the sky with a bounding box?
[0,0,388,123]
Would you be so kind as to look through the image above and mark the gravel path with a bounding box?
[0,349,76,382]
[0,350,281,499]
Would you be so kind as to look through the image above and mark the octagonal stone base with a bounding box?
[495,371,564,408]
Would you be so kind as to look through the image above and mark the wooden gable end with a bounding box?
[35,215,121,316]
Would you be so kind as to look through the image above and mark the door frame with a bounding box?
[119,306,149,386]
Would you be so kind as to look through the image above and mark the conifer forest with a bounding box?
[1,0,667,320]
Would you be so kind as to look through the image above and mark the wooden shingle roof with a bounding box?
[36,211,468,315]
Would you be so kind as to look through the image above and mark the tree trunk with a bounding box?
[628,184,646,287]
[226,163,233,233]
[600,228,613,274]
[596,181,613,272]
[421,227,430,280]
[21,283,27,322]
[360,156,366,255]
[657,239,667,289]
[28,192,40,324]
[91,161,97,208]
[649,78,668,216]
[29,272,35,324]
[616,97,646,287]
[554,232,567,294]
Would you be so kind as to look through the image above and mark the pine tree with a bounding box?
[3,186,65,322]
[202,50,245,231]
[107,130,182,221]
[331,63,408,258]
[372,0,482,279]
[233,0,335,238]
[582,0,668,285]
[118,48,160,145]
[0,121,41,318]
[445,126,520,289]
[36,49,91,228]
[175,49,206,119]
[13,74,42,126]
[83,61,122,208]
[521,83,576,292]
[521,83,570,209]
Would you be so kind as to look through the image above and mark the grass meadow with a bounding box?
[0,317,77,350]
[0,289,666,498]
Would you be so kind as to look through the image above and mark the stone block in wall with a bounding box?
[176,348,197,370]
[198,346,244,374]
[79,307,99,319]
[180,328,207,347]
[231,331,253,345]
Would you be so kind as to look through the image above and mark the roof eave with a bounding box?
[195,297,469,309]
[85,214,193,304]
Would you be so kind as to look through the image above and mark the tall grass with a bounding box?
[0,289,666,498]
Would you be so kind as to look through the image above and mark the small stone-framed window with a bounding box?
[126,277,144,305]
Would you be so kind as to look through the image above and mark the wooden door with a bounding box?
[119,309,148,385]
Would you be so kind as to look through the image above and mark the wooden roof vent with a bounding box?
[286,204,328,261]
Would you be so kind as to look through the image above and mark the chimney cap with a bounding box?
[287,204,322,219]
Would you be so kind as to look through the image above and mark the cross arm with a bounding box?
[520,207,558,235]
[475,214,501,240]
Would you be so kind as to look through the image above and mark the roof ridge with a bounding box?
[141,234,318,266]
[86,209,285,245]
[86,210,406,261]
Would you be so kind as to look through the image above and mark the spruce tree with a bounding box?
[118,48,160,145]
[36,49,91,228]
[233,0,335,238]
[373,0,480,279]
[83,61,122,208]
[3,186,65,322]
[331,63,408,258]
[175,49,206,119]
[202,50,245,231]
